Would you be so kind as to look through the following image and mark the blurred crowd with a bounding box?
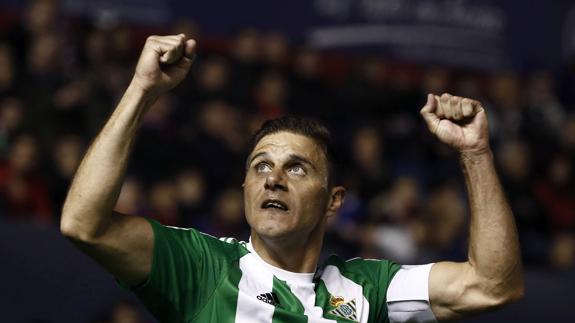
[1,0,574,278]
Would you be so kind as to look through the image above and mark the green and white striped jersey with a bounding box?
[121,219,435,323]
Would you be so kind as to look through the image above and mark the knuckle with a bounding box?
[166,44,177,53]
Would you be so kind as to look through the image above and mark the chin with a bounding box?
[258,224,288,237]
[253,222,293,241]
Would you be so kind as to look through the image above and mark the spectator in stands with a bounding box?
[419,181,466,261]
[261,31,289,70]
[48,135,84,212]
[0,97,25,159]
[193,100,247,188]
[253,71,288,118]
[0,133,52,223]
[496,139,548,264]
[208,187,249,239]
[487,72,526,142]
[116,177,147,217]
[0,43,17,96]
[186,56,231,107]
[288,47,328,117]
[229,28,263,107]
[524,71,565,153]
[350,125,390,200]
[362,176,423,264]
[175,168,209,228]
[534,152,575,233]
[148,180,180,227]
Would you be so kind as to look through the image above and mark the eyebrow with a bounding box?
[248,151,268,167]
[287,154,316,171]
[247,152,316,171]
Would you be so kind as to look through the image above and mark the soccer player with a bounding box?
[61,35,524,322]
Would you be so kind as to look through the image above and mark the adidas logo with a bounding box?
[256,292,281,306]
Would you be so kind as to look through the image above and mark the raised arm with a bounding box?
[420,93,524,321]
[60,35,196,286]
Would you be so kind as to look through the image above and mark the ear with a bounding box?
[326,186,345,218]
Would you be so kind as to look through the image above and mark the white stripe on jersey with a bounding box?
[235,253,276,323]
[321,265,370,323]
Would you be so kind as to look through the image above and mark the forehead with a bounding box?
[251,132,325,163]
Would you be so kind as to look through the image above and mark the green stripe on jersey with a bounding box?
[192,259,243,321]
[272,277,307,323]
[314,279,342,321]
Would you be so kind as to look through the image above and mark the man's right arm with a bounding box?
[60,35,196,287]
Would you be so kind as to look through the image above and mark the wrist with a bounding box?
[116,81,161,120]
[128,78,161,102]
[459,147,493,165]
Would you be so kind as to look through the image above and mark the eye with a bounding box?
[288,165,306,176]
[255,162,272,173]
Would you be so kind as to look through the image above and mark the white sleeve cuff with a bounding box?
[386,263,437,323]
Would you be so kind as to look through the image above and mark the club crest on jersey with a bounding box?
[328,297,357,321]
[329,295,345,307]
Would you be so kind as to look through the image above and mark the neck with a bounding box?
[250,223,326,273]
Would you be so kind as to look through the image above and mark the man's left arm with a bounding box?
[420,93,524,321]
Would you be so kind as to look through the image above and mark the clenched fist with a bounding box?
[420,93,490,154]
[131,34,196,97]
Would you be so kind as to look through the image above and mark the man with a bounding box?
[61,35,524,322]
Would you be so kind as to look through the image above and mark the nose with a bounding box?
[264,171,287,191]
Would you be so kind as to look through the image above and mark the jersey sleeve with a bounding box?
[386,264,437,323]
[118,218,235,322]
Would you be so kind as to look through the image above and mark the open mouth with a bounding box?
[261,199,289,211]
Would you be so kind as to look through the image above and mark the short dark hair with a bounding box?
[247,116,341,187]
